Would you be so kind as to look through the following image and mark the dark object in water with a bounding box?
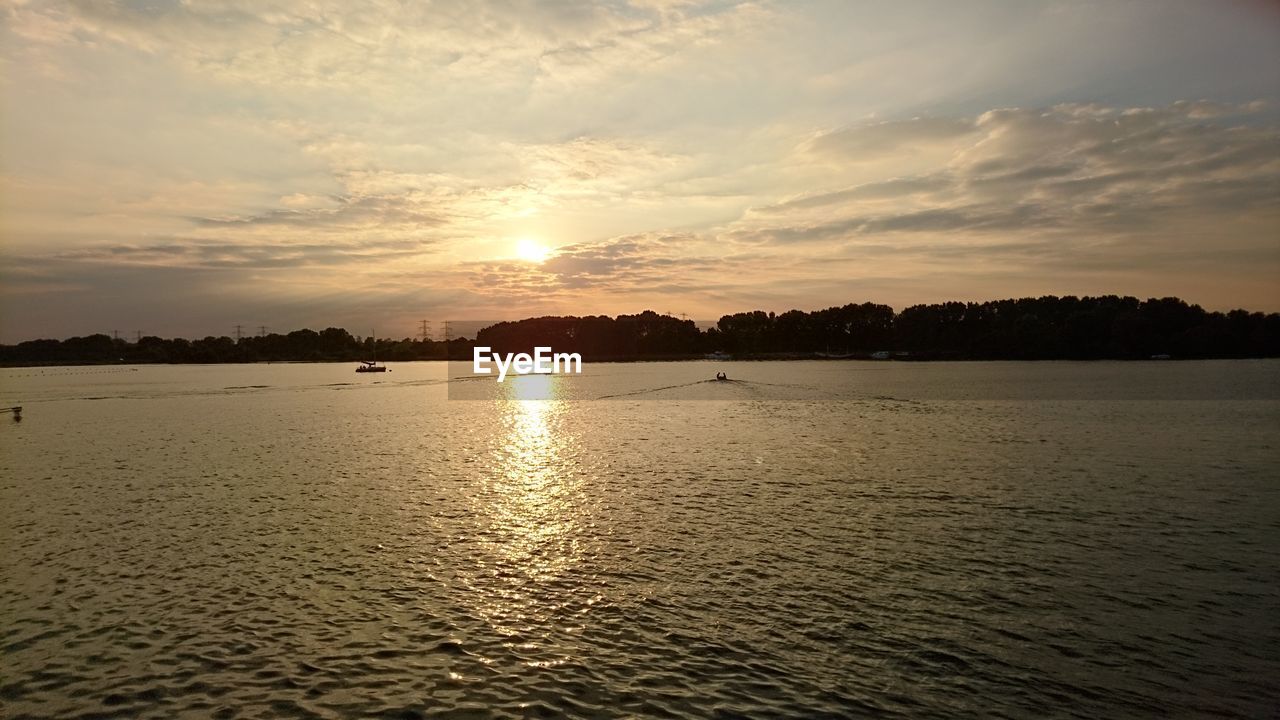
[3,405,22,421]
[358,328,388,372]
[715,372,727,381]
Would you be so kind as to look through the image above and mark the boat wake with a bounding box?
[595,377,821,399]
[595,378,730,399]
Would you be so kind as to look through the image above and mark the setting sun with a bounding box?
[515,238,550,263]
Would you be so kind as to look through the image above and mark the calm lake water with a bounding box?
[2,360,1278,719]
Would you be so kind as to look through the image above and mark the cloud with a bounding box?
[805,117,976,160]
[733,101,1280,247]
[5,0,772,94]
[0,249,485,341]
[751,174,953,213]
[46,237,431,269]
[194,193,449,233]
[461,232,736,300]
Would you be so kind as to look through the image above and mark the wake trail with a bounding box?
[595,377,823,399]
[595,379,726,399]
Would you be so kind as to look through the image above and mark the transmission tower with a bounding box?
[419,319,433,342]
[134,331,142,344]
[258,326,268,338]
[234,324,244,342]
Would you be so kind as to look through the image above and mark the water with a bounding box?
[2,360,1278,718]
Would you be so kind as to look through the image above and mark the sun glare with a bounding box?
[515,238,550,263]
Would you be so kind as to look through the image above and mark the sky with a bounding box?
[1,0,1278,342]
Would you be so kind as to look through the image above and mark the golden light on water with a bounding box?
[492,376,577,576]
[463,372,582,631]
[508,372,556,402]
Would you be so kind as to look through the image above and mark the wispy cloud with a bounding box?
[732,102,1280,245]
[7,0,773,93]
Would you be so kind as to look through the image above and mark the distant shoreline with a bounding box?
[3,354,1275,369]
[4,295,1277,366]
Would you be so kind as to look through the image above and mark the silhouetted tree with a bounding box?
[2,297,1277,365]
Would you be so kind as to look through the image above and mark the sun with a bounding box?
[515,237,551,263]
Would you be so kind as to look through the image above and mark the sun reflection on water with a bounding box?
[461,372,589,648]
[490,376,579,578]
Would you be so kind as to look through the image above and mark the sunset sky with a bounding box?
[2,0,1278,342]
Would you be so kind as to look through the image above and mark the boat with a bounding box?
[705,351,732,360]
[356,330,388,372]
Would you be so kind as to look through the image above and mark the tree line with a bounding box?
[712,296,1280,359]
[0,328,467,366]
[2,296,1277,365]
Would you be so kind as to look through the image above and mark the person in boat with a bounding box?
[715,372,727,381]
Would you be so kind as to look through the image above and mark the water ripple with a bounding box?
[1,363,1278,717]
